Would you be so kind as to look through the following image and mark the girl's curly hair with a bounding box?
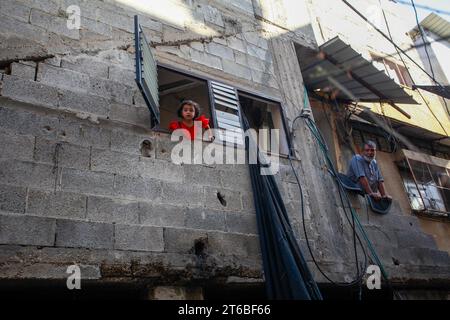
[177,100,200,118]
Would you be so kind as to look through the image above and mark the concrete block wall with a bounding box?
[0,0,449,294]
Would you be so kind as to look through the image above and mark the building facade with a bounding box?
[0,0,448,299]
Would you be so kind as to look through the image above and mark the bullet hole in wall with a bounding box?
[194,238,208,256]
[140,140,153,157]
[392,257,400,266]
[217,192,227,207]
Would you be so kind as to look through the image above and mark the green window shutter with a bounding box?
[208,80,244,145]
[134,15,160,128]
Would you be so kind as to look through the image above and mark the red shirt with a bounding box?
[168,115,210,140]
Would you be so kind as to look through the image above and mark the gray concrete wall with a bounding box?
[0,0,449,296]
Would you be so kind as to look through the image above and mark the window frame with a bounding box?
[236,89,293,157]
[154,64,213,135]
[154,63,292,156]
[369,52,413,88]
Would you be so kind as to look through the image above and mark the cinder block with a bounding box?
[0,213,55,246]
[108,65,135,84]
[0,159,56,190]
[227,37,246,53]
[56,220,114,249]
[0,1,32,22]
[164,227,207,254]
[183,164,222,187]
[114,224,164,252]
[219,168,252,191]
[94,7,134,32]
[246,55,274,74]
[227,0,254,15]
[89,77,134,105]
[113,175,162,201]
[57,117,111,148]
[27,189,86,219]
[30,9,79,40]
[61,167,115,196]
[222,59,252,80]
[34,137,90,170]
[251,69,278,89]
[10,62,36,79]
[0,130,35,161]
[205,42,234,60]
[207,231,261,257]
[190,49,223,70]
[246,44,270,61]
[140,157,184,182]
[58,88,110,117]
[136,15,162,33]
[225,213,257,235]
[17,0,61,15]
[91,148,140,177]
[61,56,109,79]
[185,207,226,231]
[110,103,150,128]
[202,5,224,27]
[81,16,113,38]
[87,195,139,224]
[1,75,59,108]
[243,32,268,50]
[161,181,205,207]
[60,0,96,19]
[37,63,89,92]
[0,184,27,214]
[109,128,154,155]
[139,202,185,228]
[0,13,49,45]
[233,50,248,66]
[0,105,59,139]
[155,136,180,161]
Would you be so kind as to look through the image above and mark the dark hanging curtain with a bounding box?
[243,117,322,300]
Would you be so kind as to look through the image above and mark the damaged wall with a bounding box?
[0,0,449,298]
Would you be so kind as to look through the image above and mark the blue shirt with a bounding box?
[347,154,384,192]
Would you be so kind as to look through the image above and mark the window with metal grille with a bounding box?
[351,128,394,153]
[398,156,450,217]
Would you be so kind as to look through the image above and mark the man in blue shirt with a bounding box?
[347,140,391,200]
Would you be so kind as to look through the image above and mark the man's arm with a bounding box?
[377,181,392,199]
[358,176,380,199]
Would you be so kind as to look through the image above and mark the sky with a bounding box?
[396,0,450,28]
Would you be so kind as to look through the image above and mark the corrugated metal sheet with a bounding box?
[410,13,450,41]
[298,36,418,104]
[412,85,450,99]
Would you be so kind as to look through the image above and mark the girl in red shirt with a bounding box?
[169,100,214,141]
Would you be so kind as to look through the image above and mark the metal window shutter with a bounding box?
[208,80,244,145]
[134,15,160,128]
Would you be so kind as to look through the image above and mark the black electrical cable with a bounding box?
[411,0,436,81]
[288,114,368,290]
[342,0,447,92]
[313,105,404,298]
[378,2,449,133]
[410,0,449,116]
[291,112,406,299]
